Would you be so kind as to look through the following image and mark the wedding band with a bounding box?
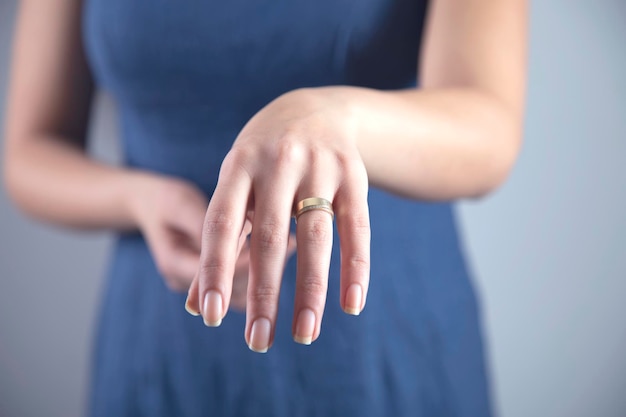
[294,197,334,223]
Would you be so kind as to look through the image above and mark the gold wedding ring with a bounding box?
[294,197,334,223]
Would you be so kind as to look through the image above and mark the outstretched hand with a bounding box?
[185,88,371,352]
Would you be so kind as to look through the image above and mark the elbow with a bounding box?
[2,143,38,219]
[469,109,524,200]
[469,148,520,200]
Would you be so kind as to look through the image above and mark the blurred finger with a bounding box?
[165,184,208,252]
[286,232,297,257]
[156,244,200,292]
[186,276,200,315]
[230,243,250,312]
[147,226,199,290]
[237,217,252,257]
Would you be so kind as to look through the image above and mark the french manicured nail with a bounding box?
[344,284,362,315]
[185,296,200,316]
[248,318,271,353]
[293,308,316,345]
[202,291,223,327]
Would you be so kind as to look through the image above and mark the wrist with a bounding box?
[121,170,164,231]
[289,86,360,147]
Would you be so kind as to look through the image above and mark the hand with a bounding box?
[185,88,371,352]
[128,174,208,291]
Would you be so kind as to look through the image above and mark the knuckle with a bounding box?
[341,155,369,183]
[306,146,335,169]
[334,151,352,169]
[298,276,327,298]
[256,221,286,253]
[335,151,360,170]
[349,215,371,237]
[273,138,305,166]
[203,210,236,237]
[221,147,253,178]
[199,257,227,278]
[302,218,331,245]
[347,253,370,275]
[249,284,279,305]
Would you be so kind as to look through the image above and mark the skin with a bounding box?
[3,0,526,352]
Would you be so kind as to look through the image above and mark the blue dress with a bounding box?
[84,0,492,416]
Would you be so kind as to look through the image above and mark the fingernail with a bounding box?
[293,308,316,345]
[185,296,200,316]
[248,318,271,353]
[202,291,223,327]
[344,284,362,315]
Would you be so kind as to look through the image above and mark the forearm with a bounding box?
[3,135,145,230]
[321,86,522,201]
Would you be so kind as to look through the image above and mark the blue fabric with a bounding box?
[83,0,493,416]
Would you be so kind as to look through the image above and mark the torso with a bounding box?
[84,1,492,416]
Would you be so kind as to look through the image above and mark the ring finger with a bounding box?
[292,187,336,345]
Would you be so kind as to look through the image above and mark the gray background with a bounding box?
[1,0,624,416]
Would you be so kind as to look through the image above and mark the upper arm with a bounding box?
[4,0,93,150]
[419,0,527,114]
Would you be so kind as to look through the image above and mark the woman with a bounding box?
[3,0,525,416]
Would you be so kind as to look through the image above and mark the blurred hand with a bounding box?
[128,175,208,291]
[185,88,371,352]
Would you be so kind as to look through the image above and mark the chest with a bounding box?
[83,0,427,106]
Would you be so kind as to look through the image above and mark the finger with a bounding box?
[230,243,250,312]
[196,155,252,327]
[235,240,251,272]
[334,163,370,315]
[286,232,297,258]
[186,276,200,316]
[292,192,335,345]
[246,178,294,353]
[232,233,294,314]
[171,199,207,253]
[237,217,252,258]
